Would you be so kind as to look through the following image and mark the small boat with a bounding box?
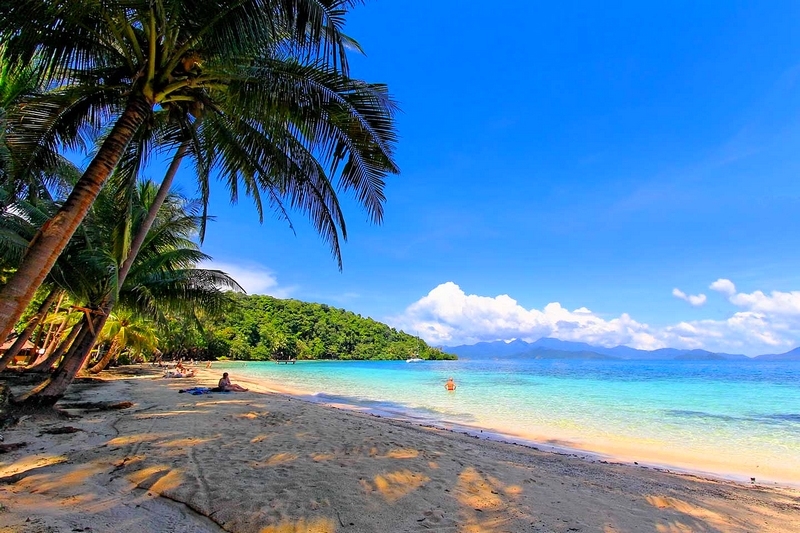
[406,335,425,362]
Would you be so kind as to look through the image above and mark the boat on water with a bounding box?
[406,335,425,362]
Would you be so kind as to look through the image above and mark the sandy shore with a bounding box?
[1,367,799,533]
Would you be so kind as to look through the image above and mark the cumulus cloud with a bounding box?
[710,278,736,296]
[198,261,295,298]
[709,278,800,315]
[672,288,707,307]
[390,280,800,356]
[391,282,661,350]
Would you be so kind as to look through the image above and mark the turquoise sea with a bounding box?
[215,358,800,485]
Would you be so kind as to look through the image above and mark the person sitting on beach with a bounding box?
[218,372,248,392]
[445,377,457,391]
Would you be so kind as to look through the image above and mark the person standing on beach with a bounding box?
[445,377,457,391]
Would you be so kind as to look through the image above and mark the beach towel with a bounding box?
[178,387,215,395]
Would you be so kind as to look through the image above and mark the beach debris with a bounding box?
[0,441,27,454]
[40,426,82,435]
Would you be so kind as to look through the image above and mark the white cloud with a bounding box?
[672,288,707,306]
[709,278,800,315]
[710,278,736,296]
[728,289,800,315]
[391,282,661,350]
[198,261,295,298]
[390,280,800,356]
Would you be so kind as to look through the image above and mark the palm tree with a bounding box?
[0,0,398,345]
[88,309,158,374]
[0,45,77,212]
[16,180,242,404]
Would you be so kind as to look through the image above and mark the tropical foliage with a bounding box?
[172,294,456,362]
[0,0,399,348]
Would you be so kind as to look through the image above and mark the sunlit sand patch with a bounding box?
[646,495,727,527]
[455,467,511,510]
[126,465,184,493]
[239,411,264,419]
[29,460,108,494]
[368,469,430,502]
[262,452,298,466]
[251,434,270,444]
[382,448,419,459]
[140,410,210,417]
[311,452,335,462]
[0,454,68,478]
[106,433,175,446]
[460,516,518,533]
[428,461,439,469]
[258,516,337,533]
[156,447,191,459]
[159,437,215,448]
[645,495,730,533]
[205,399,253,406]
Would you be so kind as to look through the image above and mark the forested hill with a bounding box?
[209,294,455,361]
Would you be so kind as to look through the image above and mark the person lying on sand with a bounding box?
[164,368,195,378]
[218,372,248,392]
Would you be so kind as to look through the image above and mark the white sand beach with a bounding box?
[1,367,799,533]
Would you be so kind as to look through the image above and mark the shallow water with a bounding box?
[216,358,800,484]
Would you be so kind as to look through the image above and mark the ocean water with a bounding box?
[216,358,800,485]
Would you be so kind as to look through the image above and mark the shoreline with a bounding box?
[1,366,799,532]
[208,363,800,489]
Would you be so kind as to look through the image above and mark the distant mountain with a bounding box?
[446,338,753,361]
[516,348,618,360]
[755,346,800,361]
[447,339,532,359]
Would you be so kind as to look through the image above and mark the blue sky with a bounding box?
[171,1,800,355]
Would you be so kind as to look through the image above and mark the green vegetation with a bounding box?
[0,1,400,404]
[178,294,455,362]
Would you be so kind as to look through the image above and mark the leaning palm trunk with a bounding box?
[20,142,188,396]
[0,95,151,345]
[71,141,188,378]
[35,294,68,362]
[88,338,120,374]
[42,316,68,359]
[0,288,60,372]
[26,320,82,373]
[118,139,189,286]
[16,310,109,406]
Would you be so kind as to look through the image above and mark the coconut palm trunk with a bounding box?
[0,94,151,345]
[42,315,68,358]
[64,141,188,379]
[26,319,82,373]
[88,338,120,374]
[0,288,60,372]
[16,310,109,406]
[85,146,186,372]
[38,293,66,355]
[118,139,189,286]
